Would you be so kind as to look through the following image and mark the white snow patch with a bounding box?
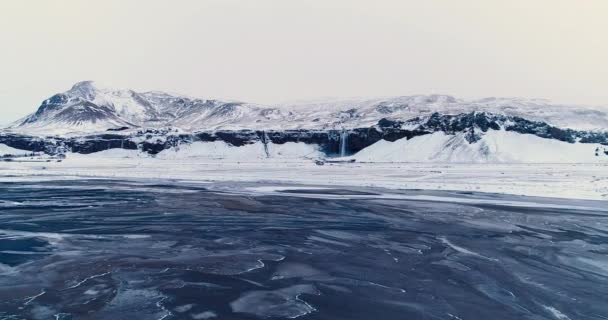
[353,131,607,163]
[1,158,606,201]
[0,144,32,156]
[191,311,217,319]
[542,305,571,320]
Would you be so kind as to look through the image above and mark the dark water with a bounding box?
[1,180,607,320]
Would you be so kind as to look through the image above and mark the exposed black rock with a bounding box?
[0,134,55,153]
[2,112,606,158]
[410,112,608,145]
[107,127,130,131]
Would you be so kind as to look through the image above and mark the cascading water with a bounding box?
[339,129,348,157]
[262,131,271,158]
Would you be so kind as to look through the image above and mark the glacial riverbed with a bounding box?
[1,179,607,319]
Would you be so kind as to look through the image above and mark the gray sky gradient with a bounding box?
[1,0,607,124]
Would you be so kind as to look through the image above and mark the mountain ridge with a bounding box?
[5,81,608,135]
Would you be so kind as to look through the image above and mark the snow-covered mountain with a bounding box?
[6,81,608,135]
[2,81,607,163]
[8,81,269,134]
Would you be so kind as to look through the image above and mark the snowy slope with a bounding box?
[8,81,278,134]
[6,81,608,134]
[11,82,133,135]
[352,131,608,163]
[0,144,32,156]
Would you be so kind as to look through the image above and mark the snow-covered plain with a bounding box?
[1,155,606,201]
[2,135,606,201]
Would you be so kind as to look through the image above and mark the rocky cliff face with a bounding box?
[401,112,608,144]
[3,81,607,161]
[2,112,607,160]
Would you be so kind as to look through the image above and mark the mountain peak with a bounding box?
[70,80,97,90]
[68,80,101,101]
[70,80,98,92]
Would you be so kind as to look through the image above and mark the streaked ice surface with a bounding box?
[1,179,607,320]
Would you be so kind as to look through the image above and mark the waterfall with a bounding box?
[174,137,180,152]
[339,129,348,157]
[262,131,270,158]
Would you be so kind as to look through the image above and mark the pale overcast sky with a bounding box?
[1,0,607,124]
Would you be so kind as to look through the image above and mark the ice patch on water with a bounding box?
[315,229,368,241]
[54,313,71,320]
[440,237,498,262]
[122,234,151,239]
[464,219,523,232]
[96,289,170,319]
[191,311,217,319]
[574,256,608,276]
[230,284,319,318]
[318,283,352,293]
[447,313,464,320]
[0,229,68,241]
[238,259,265,274]
[239,278,266,287]
[386,195,607,212]
[23,289,45,305]
[383,248,399,262]
[247,186,332,193]
[542,305,571,320]
[0,250,50,255]
[196,252,283,275]
[174,304,195,313]
[246,188,608,212]
[0,262,18,275]
[333,278,406,294]
[156,296,173,320]
[308,235,350,247]
[432,259,471,272]
[65,271,111,289]
[0,200,23,207]
[29,305,56,320]
[271,263,326,280]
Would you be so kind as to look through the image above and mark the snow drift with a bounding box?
[352,131,608,163]
[0,144,32,156]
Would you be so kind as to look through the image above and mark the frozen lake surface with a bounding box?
[1,179,607,320]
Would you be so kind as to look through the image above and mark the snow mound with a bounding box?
[156,141,322,161]
[0,144,32,156]
[353,131,608,163]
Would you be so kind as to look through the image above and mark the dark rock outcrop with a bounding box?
[2,112,606,158]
